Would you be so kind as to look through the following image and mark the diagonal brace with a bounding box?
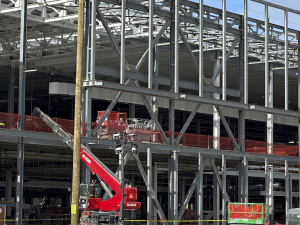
[135,81,169,144]
[175,103,201,145]
[210,159,231,202]
[211,38,240,84]
[135,21,171,71]
[214,106,240,151]
[132,151,168,223]
[96,2,130,71]
[178,158,209,220]
[91,79,130,137]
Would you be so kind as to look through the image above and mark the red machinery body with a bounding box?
[80,146,141,211]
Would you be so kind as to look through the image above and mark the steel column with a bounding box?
[173,152,179,221]
[151,44,159,132]
[197,154,204,225]
[244,0,248,104]
[120,0,126,84]
[16,0,27,223]
[5,170,12,217]
[199,0,204,97]
[289,174,293,209]
[213,54,220,150]
[285,160,290,217]
[266,63,273,155]
[174,0,179,94]
[242,157,248,202]
[265,5,269,103]
[222,155,227,225]
[265,159,270,222]
[168,153,174,220]
[213,171,220,225]
[222,0,227,100]
[268,165,274,221]
[148,0,154,89]
[147,148,153,225]
[8,64,15,113]
[153,162,158,225]
[298,35,300,207]
[284,10,289,110]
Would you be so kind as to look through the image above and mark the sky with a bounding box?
[195,0,300,31]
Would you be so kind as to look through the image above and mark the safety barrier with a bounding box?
[0,112,298,156]
[228,203,267,224]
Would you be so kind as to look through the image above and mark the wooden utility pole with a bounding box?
[71,0,84,224]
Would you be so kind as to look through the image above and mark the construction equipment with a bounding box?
[228,203,267,224]
[32,108,141,225]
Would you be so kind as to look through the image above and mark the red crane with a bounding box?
[33,108,141,224]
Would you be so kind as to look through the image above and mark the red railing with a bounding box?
[0,112,298,157]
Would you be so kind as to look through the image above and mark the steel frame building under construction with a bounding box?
[1,0,300,224]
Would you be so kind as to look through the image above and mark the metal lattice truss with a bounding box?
[0,0,298,76]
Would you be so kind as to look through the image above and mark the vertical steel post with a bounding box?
[173,152,179,221]
[222,0,226,100]
[244,0,248,104]
[265,159,270,222]
[289,174,293,209]
[5,170,12,217]
[298,35,300,207]
[120,0,126,84]
[285,160,290,217]
[8,64,15,113]
[16,0,27,223]
[199,0,204,97]
[151,45,159,132]
[213,53,220,150]
[174,0,179,93]
[285,10,289,110]
[90,0,96,81]
[147,148,153,225]
[168,153,174,220]
[153,162,158,225]
[268,165,274,221]
[148,0,154,89]
[213,169,220,225]
[243,157,248,202]
[266,63,273,155]
[265,5,269,103]
[222,155,227,225]
[197,154,204,225]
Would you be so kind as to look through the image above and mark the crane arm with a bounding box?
[32,107,121,192]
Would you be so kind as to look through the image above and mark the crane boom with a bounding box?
[32,107,141,211]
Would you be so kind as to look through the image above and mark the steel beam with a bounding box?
[120,0,126,84]
[132,152,167,222]
[175,104,201,145]
[199,0,204,97]
[94,66,241,97]
[209,159,230,202]
[147,148,153,225]
[222,0,227,100]
[83,80,300,118]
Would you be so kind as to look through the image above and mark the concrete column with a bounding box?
[5,171,12,217]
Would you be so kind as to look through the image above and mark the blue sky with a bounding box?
[196,0,300,30]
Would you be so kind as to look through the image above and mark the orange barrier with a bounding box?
[0,112,298,157]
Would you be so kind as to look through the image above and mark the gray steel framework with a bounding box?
[1,0,300,224]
